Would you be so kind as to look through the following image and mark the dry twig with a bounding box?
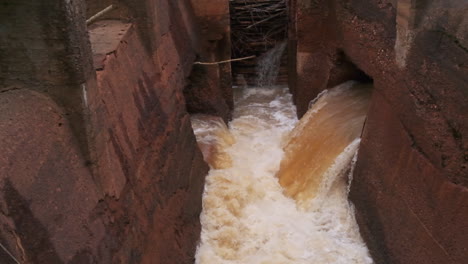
[194,55,256,65]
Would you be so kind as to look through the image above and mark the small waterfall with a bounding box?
[255,42,287,87]
[192,82,373,263]
[278,81,372,210]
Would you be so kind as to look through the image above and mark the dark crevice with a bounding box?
[328,50,374,89]
[0,87,22,94]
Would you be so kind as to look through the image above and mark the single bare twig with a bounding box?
[0,242,20,264]
[194,55,256,65]
[86,5,114,25]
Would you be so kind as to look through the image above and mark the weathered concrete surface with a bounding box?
[186,0,233,122]
[0,0,212,263]
[0,0,95,163]
[0,89,104,263]
[288,0,336,116]
[184,64,232,122]
[88,20,132,70]
[290,0,468,263]
[87,20,209,263]
[353,92,468,264]
[105,0,233,122]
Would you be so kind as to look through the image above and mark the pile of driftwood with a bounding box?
[229,0,288,85]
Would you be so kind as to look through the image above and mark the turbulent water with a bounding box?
[192,82,373,264]
[278,82,372,210]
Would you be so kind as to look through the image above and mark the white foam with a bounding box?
[194,87,372,264]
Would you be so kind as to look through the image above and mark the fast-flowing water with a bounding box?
[256,41,287,87]
[192,81,373,264]
[278,82,372,210]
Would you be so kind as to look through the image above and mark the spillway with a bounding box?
[192,82,373,264]
[278,82,372,209]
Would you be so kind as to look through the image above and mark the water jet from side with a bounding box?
[278,82,372,210]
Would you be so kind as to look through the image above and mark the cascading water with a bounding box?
[278,83,372,210]
[255,41,287,87]
[192,44,373,263]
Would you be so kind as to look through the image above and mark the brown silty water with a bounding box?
[278,83,372,209]
[191,81,373,263]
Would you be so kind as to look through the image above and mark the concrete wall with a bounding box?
[289,0,468,263]
[0,0,95,163]
[185,0,233,122]
[0,0,235,263]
